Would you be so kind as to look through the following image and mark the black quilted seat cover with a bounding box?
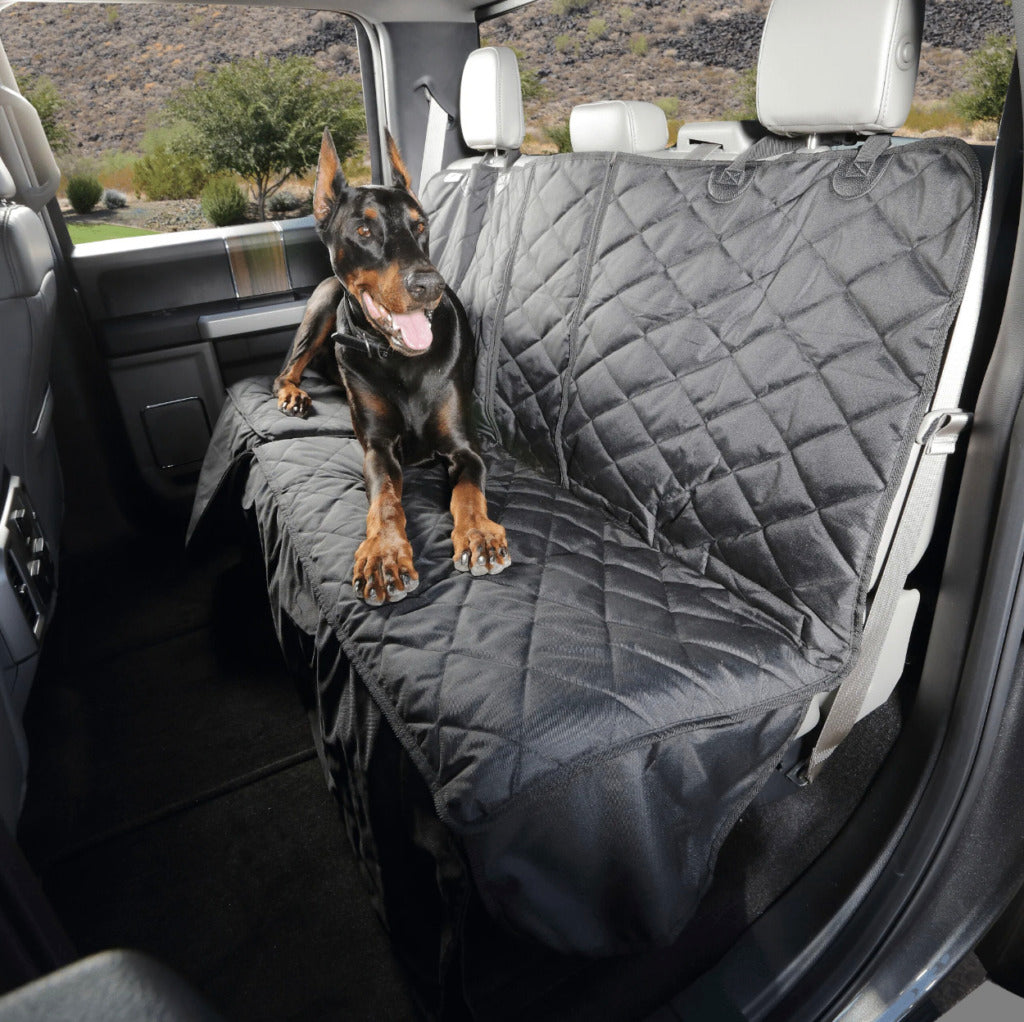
[241,433,813,950]
[191,139,980,954]
[188,372,353,538]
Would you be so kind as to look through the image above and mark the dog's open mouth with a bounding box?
[361,292,434,354]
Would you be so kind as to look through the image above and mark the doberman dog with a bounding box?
[274,129,510,606]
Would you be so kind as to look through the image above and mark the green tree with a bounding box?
[954,33,1014,123]
[170,55,364,221]
[18,73,72,154]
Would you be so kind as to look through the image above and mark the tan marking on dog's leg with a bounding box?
[450,480,510,576]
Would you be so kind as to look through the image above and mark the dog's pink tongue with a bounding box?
[393,310,433,351]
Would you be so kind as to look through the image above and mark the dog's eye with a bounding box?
[357,225,372,238]
[415,221,426,234]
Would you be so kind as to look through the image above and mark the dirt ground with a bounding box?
[59,197,208,233]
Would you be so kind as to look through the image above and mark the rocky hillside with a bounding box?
[0,5,359,156]
[485,0,1013,135]
[0,0,1011,163]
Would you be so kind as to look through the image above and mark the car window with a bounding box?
[482,0,1013,153]
[0,3,366,244]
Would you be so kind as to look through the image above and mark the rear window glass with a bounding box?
[0,3,366,242]
[483,0,1013,154]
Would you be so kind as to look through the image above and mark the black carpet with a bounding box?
[18,527,417,1021]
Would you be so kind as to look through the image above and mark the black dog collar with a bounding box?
[332,295,392,360]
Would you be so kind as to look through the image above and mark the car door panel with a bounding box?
[71,217,330,500]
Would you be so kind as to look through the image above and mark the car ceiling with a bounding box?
[0,0,533,24]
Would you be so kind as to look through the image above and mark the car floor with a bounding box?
[15,520,418,1022]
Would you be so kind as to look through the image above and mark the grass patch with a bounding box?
[901,101,971,136]
[68,223,158,244]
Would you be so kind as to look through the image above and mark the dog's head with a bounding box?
[313,128,444,357]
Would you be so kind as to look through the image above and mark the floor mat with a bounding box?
[19,540,313,864]
[37,758,415,1022]
[18,527,417,1021]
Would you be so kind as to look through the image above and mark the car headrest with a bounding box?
[460,46,525,152]
[0,155,15,200]
[569,101,669,154]
[757,0,923,136]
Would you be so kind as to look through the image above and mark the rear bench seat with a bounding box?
[189,0,980,956]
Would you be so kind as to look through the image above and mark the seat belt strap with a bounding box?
[805,107,1006,781]
[806,412,967,781]
[418,87,451,195]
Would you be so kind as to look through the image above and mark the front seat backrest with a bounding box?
[0,152,61,545]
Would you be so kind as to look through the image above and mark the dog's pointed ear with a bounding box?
[313,128,347,225]
[385,128,414,194]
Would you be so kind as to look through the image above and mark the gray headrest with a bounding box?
[0,155,14,200]
[460,47,525,152]
[757,0,923,136]
[570,101,668,154]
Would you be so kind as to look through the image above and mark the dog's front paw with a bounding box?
[277,383,312,418]
[452,520,510,577]
[353,532,419,605]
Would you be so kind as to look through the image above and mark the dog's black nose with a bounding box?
[404,269,444,304]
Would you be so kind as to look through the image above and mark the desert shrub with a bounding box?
[17,73,72,153]
[586,17,607,41]
[103,188,128,210]
[133,143,209,200]
[954,33,1013,123]
[902,101,969,136]
[725,66,758,120]
[66,174,103,214]
[201,177,247,227]
[973,118,1000,141]
[546,121,572,153]
[629,34,648,56]
[513,46,547,103]
[342,152,372,186]
[654,97,680,118]
[96,151,137,194]
[267,189,301,214]
[554,33,573,53]
[551,0,589,13]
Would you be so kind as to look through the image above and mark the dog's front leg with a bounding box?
[274,276,343,417]
[352,441,419,605]
[446,447,510,576]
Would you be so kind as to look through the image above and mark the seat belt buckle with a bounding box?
[785,758,810,788]
[917,409,971,456]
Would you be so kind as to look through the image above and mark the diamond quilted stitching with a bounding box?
[490,158,610,463]
[247,435,829,826]
[560,145,977,647]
